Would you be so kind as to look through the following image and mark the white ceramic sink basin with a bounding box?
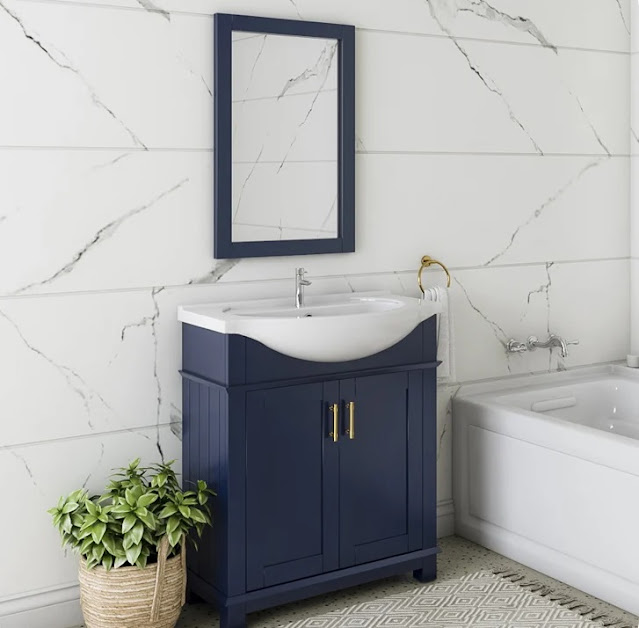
[178,292,441,363]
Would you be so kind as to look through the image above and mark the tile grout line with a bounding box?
[12,0,632,57]
[0,146,632,158]
[0,422,174,453]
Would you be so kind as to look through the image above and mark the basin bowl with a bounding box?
[178,292,441,362]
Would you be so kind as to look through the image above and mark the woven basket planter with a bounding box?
[78,538,186,628]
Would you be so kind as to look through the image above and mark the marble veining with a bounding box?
[0,1,147,148]
[135,0,170,21]
[483,158,605,267]
[15,179,189,295]
[0,307,112,432]
[426,0,555,52]
[425,0,544,154]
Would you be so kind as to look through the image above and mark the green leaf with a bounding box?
[102,534,116,556]
[134,506,148,519]
[125,543,142,566]
[103,554,114,571]
[137,493,157,508]
[122,514,136,534]
[125,488,137,507]
[114,555,128,568]
[76,527,93,540]
[178,505,191,518]
[92,544,105,562]
[111,503,132,515]
[130,522,144,546]
[168,528,182,548]
[136,510,156,531]
[80,515,98,530]
[62,501,79,514]
[71,513,84,528]
[190,508,207,524]
[80,537,94,555]
[86,557,98,570]
[62,514,73,534]
[123,532,135,550]
[91,521,107,544]
[158,504,178,519]
[167,516,180,534]
[85,500,98,517]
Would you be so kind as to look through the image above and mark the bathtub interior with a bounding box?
[493,375,639,440]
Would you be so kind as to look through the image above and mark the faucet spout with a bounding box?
[295,268,312,309]
[527,334,579,358]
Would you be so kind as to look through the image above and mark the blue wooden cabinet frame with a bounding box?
[180,316,440,628]
[214,13,356,259]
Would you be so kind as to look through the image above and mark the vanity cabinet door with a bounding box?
[338,372,425,568]
[245,381,339,591]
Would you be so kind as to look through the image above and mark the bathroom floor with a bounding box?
[176,535,638,627]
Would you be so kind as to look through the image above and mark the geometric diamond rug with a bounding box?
[287,571,631,628]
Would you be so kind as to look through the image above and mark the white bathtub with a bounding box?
[453,365,639,615]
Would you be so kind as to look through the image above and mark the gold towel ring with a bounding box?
[418,255,451,294]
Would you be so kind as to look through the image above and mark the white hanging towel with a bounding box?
[422,286,455,383]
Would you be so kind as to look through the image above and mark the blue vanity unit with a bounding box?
[179,294,440,628]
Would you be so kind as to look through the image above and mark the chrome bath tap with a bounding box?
[527,334,579,358]
[295,268,312,309]
[506,334,579,358]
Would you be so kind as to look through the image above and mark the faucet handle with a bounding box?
[507,339,527,354]
[296,267,311,286]
[567,339,579,346]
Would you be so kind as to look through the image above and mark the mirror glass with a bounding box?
[231,32,339,242]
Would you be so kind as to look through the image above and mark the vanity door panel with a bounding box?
[338,372,424,568]
[245,381,339,591]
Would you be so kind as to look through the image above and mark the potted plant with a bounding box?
[48,459,214,628]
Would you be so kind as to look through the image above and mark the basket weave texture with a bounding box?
[78,539,185,628]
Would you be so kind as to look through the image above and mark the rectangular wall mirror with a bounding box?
[214,13,355,259]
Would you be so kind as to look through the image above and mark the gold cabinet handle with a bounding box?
[346,401,355,440]
[329,403,339,443]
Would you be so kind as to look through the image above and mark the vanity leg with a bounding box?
[219,603,246,628]
[413,554,437,583]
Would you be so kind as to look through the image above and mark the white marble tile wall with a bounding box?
[0,0,631,625]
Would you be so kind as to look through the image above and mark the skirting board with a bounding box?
[436,499,455,538]
[0,501,455,628]
[0,584,83,628]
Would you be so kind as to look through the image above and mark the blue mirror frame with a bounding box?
[214,13,355,259]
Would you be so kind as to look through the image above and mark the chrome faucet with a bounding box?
[295,268,312,309]
[527,334,579,358]
[507,334,579,358]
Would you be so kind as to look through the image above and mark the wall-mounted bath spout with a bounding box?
[507,334,579,358]
[527,334,579,358]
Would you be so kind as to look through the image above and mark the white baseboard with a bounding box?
[437,499,455,538]
[0,584,82,628]
[1,500,456,627]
